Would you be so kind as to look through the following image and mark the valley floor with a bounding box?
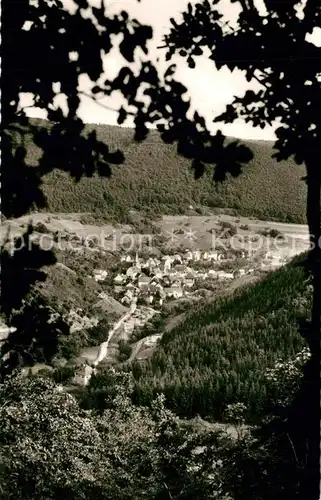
[1,210,310,386]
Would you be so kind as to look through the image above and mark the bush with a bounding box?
[269,228,284,239]
[259,228,284,239]
[35,222,51,234]
[118,340,133,362]
[52,365,75,383]
[219,221,237,237]
[88,320,110,346]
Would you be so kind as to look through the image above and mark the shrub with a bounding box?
[35,222,51,234]
[52,365,75,383]
[88,320,110,346]
[259,228,284,239]
[118,340,133,362]
[219,221,237,237]
[269,228,284,239]
[264,347,311,408]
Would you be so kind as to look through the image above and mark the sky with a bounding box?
[22,0,321,140]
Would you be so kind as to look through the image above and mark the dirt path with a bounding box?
[92,301,137,367]
[126,338,146,364]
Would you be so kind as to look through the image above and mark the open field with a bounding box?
[2,211,310,384]
[1,211,309,257]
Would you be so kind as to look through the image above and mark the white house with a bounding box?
[121,255,133,263]
[125,283,137,291]
[208,251,219,261]
[72,363,95,387]
[126,266,140,278]
[138,275,151,288]
[114,274,126,284]
[122,290,134,305]
[146,257,157,269]
[217,271,234,280]
[93,269,108,282]
[192,250,201,261]
[163,257,172,273]
[233,269,246,278]
[168,271,180,283]
[173,254,183,263]
[184,250,193,261]
[153,267,163,278]
[164,287,183,299]
[185,277,195,288]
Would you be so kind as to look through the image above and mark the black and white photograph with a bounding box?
[1,0,320,498]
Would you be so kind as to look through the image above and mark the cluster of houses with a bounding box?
[108,250,252,306]
[90,246,292,309]
[260,251,287,269]
[89,246,291,309]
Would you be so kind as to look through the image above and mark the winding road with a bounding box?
[92,300,137,367]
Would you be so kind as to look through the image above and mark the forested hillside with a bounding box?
[131,256,310,421]
[12,119,306,223]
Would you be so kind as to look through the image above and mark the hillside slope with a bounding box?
[15,119,306,223]
[131,256,310,421]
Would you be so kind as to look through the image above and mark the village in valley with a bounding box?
[92,246,286,308]
[0,211,310,385]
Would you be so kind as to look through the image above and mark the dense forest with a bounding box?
[131,256,310,421]
[9,119,307,223]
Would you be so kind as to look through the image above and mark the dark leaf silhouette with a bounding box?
[192,159,205,179]
[1,0,320,497]
[1,225,56,319]
[2,0,252,375]
[162,1,321,497]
